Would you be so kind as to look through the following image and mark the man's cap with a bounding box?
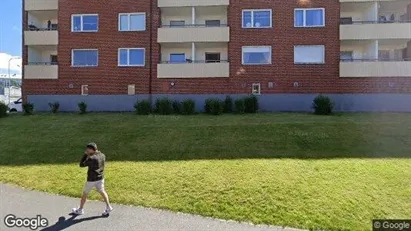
[86,142,98,151]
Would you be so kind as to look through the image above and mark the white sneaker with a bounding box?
[71,208,84,215]
[102,206,113,216]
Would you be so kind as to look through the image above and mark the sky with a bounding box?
[0,0,22,76]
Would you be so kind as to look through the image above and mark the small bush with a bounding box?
[48,102,60,114]
[205,98,223,115]
[0,102,8,117]
[312,94,334,115]
[223,95,233,113]
[78,102,87,114]
[244,96,259,113]
[234,99,245,114]
[155,98,172,115]
[204,98,213,114]
[23,103,34,115]
[172,100,182,114]
[181,99,195,115]
[134,100,151,115]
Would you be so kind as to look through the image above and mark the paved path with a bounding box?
[0,184,303,231]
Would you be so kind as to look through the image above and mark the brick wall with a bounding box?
[23,0,411,96]
[24,0,153,95]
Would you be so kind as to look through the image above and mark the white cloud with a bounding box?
[0,53,22,73]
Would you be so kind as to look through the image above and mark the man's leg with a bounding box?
[97,180,113,215]
[72,182,92,215]
[79,191,88,209]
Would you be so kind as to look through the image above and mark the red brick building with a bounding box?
[23,0,411,111]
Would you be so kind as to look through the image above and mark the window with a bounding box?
[81,85,89,95]
[294,8,325,27]
[242,46,271,65]
[294,45,325,64]
[205,20,221,27]
[170,20,185,27]
[205,53,221,63]
[72,49,98,67]
[242,9,272,28]
[72,14,98,32]
[118,48,145,66]
[50,55,58,65]
[170,53,186,63]
[128,85,135,95]
[119,13,146,31]
[340,51,353,61]
[252,83,261,95]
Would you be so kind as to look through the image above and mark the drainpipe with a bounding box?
[148,0,153,107]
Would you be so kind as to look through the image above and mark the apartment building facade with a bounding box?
[23,0,411,112]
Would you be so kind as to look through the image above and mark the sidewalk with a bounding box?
[0,184,304,231]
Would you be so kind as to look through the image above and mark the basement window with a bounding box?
[81,85,89,96]
[128,85,136,95]
[252,83,261,95]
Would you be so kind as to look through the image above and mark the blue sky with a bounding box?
[0,0,22,56]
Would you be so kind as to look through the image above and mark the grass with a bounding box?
[0,113,410,230]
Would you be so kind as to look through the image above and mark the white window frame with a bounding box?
[81,85,89,96]
[241,46,272,65]
[118,13,146,31]
[293,45,325,64]
[252,83,261,95]
[71,49,99,67]
[71,14,99,32]
[242,9,272,28]
[294,8,325,27]
[118,48,145,67]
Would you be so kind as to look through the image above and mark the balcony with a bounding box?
[24,29,58,46]
[340,59,411,77]
[24,63,58,80]
[340,21,411,40]
[157,61,229,78]
[158,0,229,7]
[158,25,229,43]
[25,0,58,11]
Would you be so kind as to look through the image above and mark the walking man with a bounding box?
[72,143,113,216]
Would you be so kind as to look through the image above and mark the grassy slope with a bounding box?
[0,113,410,230]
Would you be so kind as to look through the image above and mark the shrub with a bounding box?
[22,103,34,115]
[0,102,8,117]
[234,99,245,114]
[48,102,60,114]
[205,98,223,115]
[172,100,182,114]
[134,100,151,115]
[223,95,233,113]
[312,94,334,115]
[244,95,259,113]
[181,99,195,115]
[155,97,172,115]
[204,98,213,114]
[78,102,87,114]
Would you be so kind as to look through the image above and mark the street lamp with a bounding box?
[8,57,21,104]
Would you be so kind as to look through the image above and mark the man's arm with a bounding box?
[79,154,91,167]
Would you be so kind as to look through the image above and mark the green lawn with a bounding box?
[0,113,410,230]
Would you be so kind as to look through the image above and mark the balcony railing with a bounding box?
[340,59,411,77]
[28,62,58,65]
[158,25,230,42]
[340,19,411,25]
[157,61,230,78]
[159,60,229,64]
[340,58,411,62]
[27,25,58,31]
[160,24,228,28]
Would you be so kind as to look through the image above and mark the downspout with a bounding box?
[148,0,154,106]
